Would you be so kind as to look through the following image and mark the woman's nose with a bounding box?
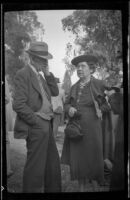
[78,66,82,70]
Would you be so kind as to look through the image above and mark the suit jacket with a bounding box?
[13,65,59,139]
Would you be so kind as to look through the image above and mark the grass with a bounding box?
[7,130,110,193]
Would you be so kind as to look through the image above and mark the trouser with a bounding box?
[22,120,61,193]
[44,126,62,192]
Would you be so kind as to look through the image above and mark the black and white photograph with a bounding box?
[1,2,129,199]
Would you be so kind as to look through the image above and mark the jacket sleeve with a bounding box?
[45,72,59,96]
[12,71,39,126]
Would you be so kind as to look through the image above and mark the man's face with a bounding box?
[31,56,48,72]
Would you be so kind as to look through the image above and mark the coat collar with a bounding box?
[71,76,103,99]
[27,65,51,101]
[27,65,42,96]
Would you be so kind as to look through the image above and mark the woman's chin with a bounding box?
[78,75,84,79]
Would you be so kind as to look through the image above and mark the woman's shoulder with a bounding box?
[91,76,104,84]
[91,76,105,88]
[71,80,80,91]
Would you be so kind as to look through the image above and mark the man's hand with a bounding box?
[68,107,77,117]
[42,65,50,76]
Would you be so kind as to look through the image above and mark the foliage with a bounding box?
[62,10,122,86]
[4,11,44,88]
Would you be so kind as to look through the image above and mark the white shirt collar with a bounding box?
[28,64,46,80]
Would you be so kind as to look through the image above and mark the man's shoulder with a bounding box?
[15,66,30,78]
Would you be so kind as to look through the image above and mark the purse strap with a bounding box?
[90,81,102,120]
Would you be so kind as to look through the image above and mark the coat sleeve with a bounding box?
[108,92,123,115]
[12,71,39,126]
[45,72,59,96]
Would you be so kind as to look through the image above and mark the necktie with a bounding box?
[36,73,53,120]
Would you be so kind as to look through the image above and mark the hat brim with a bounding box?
[71,55,98,66]
[26,50,53,60]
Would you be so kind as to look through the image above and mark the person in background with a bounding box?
[103,52,123,181]
[5,76,14,177]
[51,78,65,138]
[61,54,111,192]
[108,84,124,191]
[12,41,61,193]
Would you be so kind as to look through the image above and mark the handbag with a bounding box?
[64,111,83,140]
[65,120,83,140]
[64,84,84,141]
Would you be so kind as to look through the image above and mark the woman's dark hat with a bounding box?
[71,54,98,66]
[26,41,53,60]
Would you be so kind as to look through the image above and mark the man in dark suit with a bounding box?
[13,41,61,193]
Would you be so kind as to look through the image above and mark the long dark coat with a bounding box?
[61,76,112,183]
[109,92,124,191]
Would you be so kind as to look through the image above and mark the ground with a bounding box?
[7,126,110,193]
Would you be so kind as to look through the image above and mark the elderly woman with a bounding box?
[61,54,111,192]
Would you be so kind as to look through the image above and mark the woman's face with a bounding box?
[76,61,91,79]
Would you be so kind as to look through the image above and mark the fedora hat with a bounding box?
[71,54,98,66]
[26,41,53,60]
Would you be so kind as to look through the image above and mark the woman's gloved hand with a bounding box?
[69,107,77,117]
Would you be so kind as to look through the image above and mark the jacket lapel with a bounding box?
[27,65,42,96]
[39,74,51,101]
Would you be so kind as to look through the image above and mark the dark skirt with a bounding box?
[61,106,104,183]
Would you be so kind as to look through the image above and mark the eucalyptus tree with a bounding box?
[62,10,122,86]
[4,11,44,88]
